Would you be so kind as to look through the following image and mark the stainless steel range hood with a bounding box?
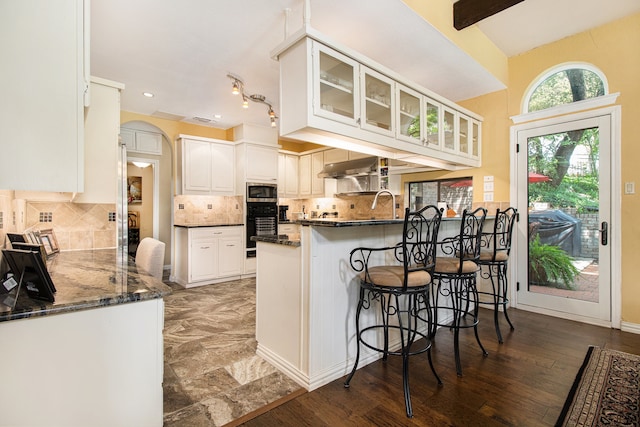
[317,156,377,178]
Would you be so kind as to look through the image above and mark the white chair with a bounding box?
[135,237,165,280]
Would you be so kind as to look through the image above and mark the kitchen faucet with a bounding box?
[371,190,397,219]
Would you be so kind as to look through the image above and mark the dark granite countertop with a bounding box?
[294,218,405,227]
[251,234,301,247]
[0,249,172,322]
[174,223,244,228]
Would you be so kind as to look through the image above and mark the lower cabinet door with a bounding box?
[190,239,218,281]
[218,236,243,277]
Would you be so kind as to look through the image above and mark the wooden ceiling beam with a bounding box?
[454,0,525,30]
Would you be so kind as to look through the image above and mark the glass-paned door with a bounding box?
[361,66,394,136]
[314,44,359,126]
[397,85,422,144]
[425,99,441,149]
[515,115,611,322]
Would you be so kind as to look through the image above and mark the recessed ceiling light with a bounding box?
[143,92,154,98]
[214,114,222,119]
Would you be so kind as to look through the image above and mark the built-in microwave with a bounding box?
[246,182,277,203]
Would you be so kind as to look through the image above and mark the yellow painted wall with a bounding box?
[409,13,640,323]
[507,13,640,324]
[120,111,230,143]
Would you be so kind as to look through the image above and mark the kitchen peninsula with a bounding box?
[253,217,464,391]
[0,250,171,427]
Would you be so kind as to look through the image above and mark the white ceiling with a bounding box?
[91,0,640,131]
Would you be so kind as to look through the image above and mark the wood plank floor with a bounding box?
[239,308,640,426]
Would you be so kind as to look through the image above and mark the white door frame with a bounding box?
[127,156,160,240]
[509,105,621,329]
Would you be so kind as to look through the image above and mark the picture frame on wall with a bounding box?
[127,176,142,203]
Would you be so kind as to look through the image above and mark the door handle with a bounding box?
[600,221,608,246]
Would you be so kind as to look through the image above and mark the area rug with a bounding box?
[556,346,640,427]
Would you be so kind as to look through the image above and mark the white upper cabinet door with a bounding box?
[298,154,312,196]
[74,78,123,204]
[360,66,395,137]
[246,144,278,182]
[470,119,481,160]
[133,130,162,155]
[183,139,212,193]
[311,152,324,196]
[424,98,442,151]
[210,143,235,194]
[0,0,88,192]
[323,148,349,164]
[442,106,458,154]
[278,153,299,198]
[458,114,471,157]
[396,84,423,145]
[312,42,360,127]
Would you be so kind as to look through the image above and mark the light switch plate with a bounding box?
[625,182,635,194]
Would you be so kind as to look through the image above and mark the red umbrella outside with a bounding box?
[528,172,551,183]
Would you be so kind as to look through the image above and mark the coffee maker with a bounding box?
[278,205,289,221]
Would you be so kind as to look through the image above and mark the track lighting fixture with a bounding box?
[231,80,240,95]
[226,73,278,127]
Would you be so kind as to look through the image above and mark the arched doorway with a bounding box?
[120,121,173,268]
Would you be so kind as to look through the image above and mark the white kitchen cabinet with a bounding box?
[396,84,423,145]
[210,142,235,193]
[0,0,89,192]
[278,153,299,198]
[276,35,482,169]
[442,106,458,155]
[278,222,300,235]
[361,66,395,137]
[174,226,243,287]
[176,135,235,195]
[313,43,360,127]
[74,78,124,204]
[323,148,349,164]
[121,128,162,155]
[298,154,312,196]
[235,143,279,185]
[311,152,324,195]
[299,152,324,197]
[190,234,219,282]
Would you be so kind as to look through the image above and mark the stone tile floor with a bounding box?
[161,277,302,427]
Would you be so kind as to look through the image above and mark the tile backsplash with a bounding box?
[174,195,244,225]
[26,202,116,251]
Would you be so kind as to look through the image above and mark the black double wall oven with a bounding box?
[246,183,278,258]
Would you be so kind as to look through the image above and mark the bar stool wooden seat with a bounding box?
[477,207,518,343]
[344,205,442,418]
[431,207,488,376]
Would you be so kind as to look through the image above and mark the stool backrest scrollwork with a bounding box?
[482,207,518,262]
[397,205,443,284]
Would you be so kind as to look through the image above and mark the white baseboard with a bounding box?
[620,321,640,335]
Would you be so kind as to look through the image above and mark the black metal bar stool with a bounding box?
[431,207,488,376]
[477,207,518,343]
[344,205,443,418]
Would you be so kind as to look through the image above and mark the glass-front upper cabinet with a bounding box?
[313,43,359,126]
[471,120,480,159]
[424,98,441,150]
[459,115,469,156]
[442,106,457,154]
[361,66,394,136]
[396,84,422,144]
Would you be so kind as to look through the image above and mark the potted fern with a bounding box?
[529,235,580,289]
